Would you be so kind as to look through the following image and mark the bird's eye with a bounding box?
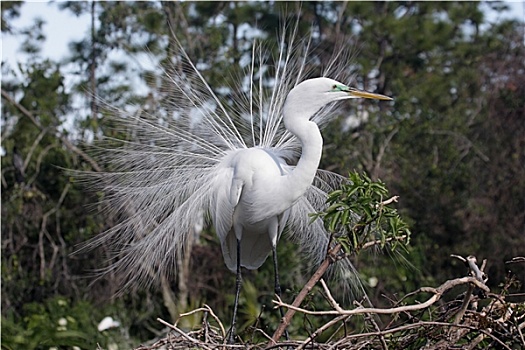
[332,84,337,90]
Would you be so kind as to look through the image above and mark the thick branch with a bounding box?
[270,244,342,344]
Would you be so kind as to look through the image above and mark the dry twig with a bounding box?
[272,277,489,317]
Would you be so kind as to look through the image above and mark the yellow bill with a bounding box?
[347,88,393,101]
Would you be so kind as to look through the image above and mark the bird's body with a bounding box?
[214,147,290,271]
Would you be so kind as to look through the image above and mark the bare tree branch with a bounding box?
[272,277,489,316]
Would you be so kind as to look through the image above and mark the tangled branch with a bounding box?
[133,255,525,350]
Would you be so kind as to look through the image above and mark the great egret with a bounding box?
[216,77,391,340]
[85,29,392,342]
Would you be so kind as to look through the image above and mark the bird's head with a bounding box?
[283,77,392,121]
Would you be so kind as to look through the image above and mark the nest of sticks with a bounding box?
[134,255,525,350]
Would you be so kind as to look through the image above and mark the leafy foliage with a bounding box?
[313,171,410,254]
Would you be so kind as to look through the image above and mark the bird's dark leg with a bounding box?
[272,247,290,340]
[228,238,242,344]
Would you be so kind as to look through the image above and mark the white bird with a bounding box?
[84,29,391,342]
[213,77,391,340]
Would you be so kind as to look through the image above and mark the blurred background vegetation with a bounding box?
[1,1,524,348]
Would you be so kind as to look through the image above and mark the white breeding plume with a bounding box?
[84,23,391,340]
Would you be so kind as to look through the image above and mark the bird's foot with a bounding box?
[226,327,236,344]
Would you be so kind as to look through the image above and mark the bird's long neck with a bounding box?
[283,117,323,203]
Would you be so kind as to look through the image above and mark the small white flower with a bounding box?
[108,343,119,350]
[98,316,121,331]
[368,276,379,288]
[58,317,68,326]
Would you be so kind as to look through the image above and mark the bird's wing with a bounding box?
[211,166,240,243]
[209,165,241,272]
